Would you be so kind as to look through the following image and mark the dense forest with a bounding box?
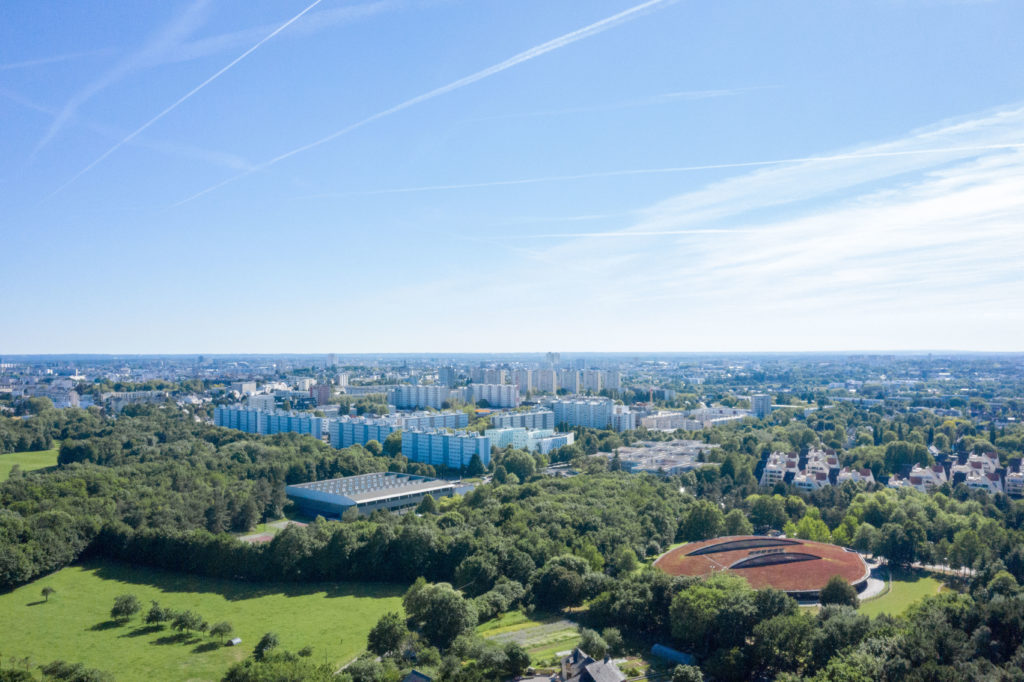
[2,403,1024,679]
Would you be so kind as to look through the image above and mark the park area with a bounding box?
[859,569,944,617]
[0,447,59,481]
[0,560,403,681]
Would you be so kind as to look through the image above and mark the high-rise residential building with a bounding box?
[214,407,326,439]
[390,384,449,410]
[605,371,622,392]
[327,353,337,367]
[400,411,469,430]
[535,369,557,393]
[559,370,580,394]
[582,369,603,393]
[552,398,614,430]
[545,352,561,367]
[490,409,555,430]
[401,429,491,469]
[611,404,637,432]
[337,372,349,388]
[512,368,532,394]
[330,416,399,449]
[752,394,772,419]
[483,368,506,384]
[573,358,586,370]
[469,383,520,408]
[248,394,275,411]
[312,383,332,406]
[438,366,457,388]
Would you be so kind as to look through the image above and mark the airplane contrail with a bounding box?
[301,141,1024,198]
[172,0,678,206]
[46,0,325,199]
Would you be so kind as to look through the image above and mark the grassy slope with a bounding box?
[0,561,403,682]
[0,447,59,481]
[860,572,943,618]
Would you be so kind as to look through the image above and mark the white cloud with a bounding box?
[420,106,1024,351]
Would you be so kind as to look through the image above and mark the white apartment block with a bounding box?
[837,467,875,485]
[793,471,830,491]
[470,383,520,408]
[965,471,1004,494]
[951,452,1000,479]
[490,409,555,430]
[887,464,947,493]
[248,394,276,411]
[1005,470,1024,497]
[535,369,558,393]
[390,384,449,410]
[759,452,800,487]
[559,370,580,394]
[611,404,637,432]
[512,369,532,394]
[582,369,603,393]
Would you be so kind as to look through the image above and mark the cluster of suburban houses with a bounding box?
[758,448,1024,497]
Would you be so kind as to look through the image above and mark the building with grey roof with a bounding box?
[285,472,455,517]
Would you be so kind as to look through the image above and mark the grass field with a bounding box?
[0,447,59,481]
[0,561,404,681]
[860,571,943,618]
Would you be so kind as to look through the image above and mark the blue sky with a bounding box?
[2,0,1023,353]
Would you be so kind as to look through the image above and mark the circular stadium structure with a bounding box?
[654,535,870,600]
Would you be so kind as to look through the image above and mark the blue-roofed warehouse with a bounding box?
[285,472,455,518]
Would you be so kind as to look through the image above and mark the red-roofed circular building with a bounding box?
[654,535,870,600]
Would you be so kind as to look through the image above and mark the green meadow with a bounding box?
[0,447,59,481]
[859,570,944,618]
[0,561,404,681]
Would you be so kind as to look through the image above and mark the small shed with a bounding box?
[227,637,243,647]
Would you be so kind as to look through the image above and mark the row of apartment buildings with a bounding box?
[389,383,521,409]
[441,367,622,394]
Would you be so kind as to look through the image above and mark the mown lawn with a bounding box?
[860,571,944,618]
[0,447,59,481]
[0,560,404,682]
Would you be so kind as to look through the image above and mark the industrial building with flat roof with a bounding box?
[285,472,455,517]
[607,439,715,475]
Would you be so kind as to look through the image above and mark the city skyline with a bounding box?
[3,1,1023,353]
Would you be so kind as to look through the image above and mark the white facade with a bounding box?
[390,384,449,410]
[535,369,557,393]
[470,383,520,408]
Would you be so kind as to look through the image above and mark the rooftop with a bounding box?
[288,472,454,504]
